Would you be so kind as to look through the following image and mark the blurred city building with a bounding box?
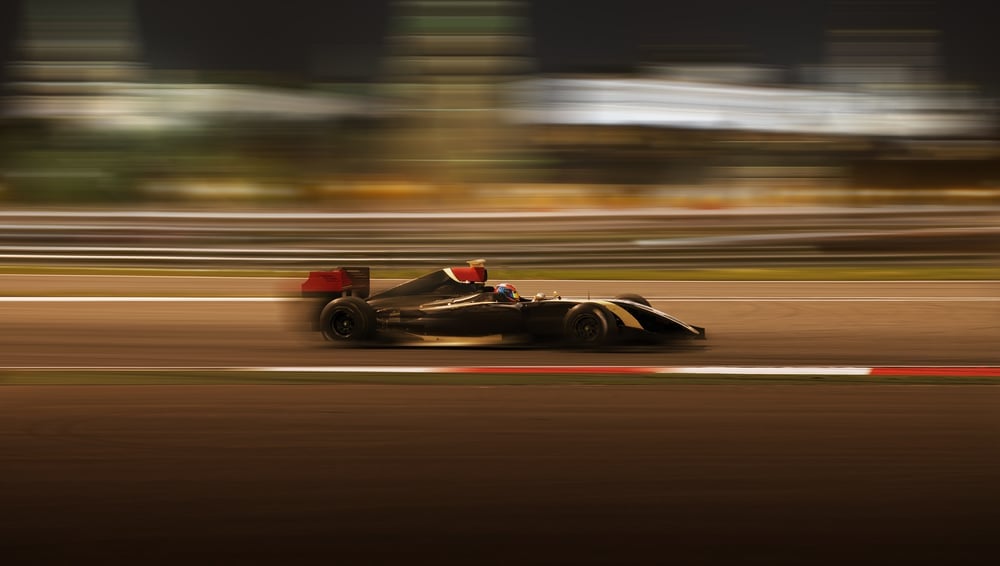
[1,0,997,206]
[510,0,997,204]
[378,0,531,192]
[2,0,381,201]
[4,0,146,124]
[5,0,376,127]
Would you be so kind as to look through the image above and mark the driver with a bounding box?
[494,282,520,303]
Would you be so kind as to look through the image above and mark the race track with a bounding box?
[1,275,998,366]
[3,275,1000,565]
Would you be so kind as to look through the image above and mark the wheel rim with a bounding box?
[331,310,356,337]
[573,314,601,342]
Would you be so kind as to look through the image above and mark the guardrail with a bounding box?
[0,208,996,271]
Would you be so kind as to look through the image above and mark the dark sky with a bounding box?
[1,0,998,90]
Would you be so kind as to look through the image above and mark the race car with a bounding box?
[301,260,706,347]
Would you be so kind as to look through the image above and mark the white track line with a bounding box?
[4,365,1000,377]
[2,296,996,303]
[656,366,872,376]
[0,297,291,302]
[648,297,1000,302]
[1,366,435,373]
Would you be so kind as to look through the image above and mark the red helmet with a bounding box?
[495,283,520,302]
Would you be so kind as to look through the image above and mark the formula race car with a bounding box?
[301,260,706,347]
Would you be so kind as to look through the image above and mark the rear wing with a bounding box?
[301,267,371,299]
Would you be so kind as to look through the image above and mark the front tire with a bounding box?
[320,296,377,343]
[563,303,619,347]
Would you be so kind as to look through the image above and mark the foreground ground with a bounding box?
[2,384,998,565]
[2,275,997,564]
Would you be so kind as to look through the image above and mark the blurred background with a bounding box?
[0,0,997,273]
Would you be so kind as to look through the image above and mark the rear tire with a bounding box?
[615,293,651,307]
[320,296,377,343]
[563,303,619,347]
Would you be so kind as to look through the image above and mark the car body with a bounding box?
[301,260,706,347]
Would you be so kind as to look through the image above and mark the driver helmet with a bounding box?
[495,283,520,302]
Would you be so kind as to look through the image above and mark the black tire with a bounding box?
[615,293,651,307]
[320,296,377,342]
[563,303,619,347]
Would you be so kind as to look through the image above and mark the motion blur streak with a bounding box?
[1,207,997,271]
[1,2,999,565]
[1,1,998,208]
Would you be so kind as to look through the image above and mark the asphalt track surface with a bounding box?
[2,276,999,565]
[1,276,998,366]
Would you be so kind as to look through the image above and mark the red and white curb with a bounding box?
[437,366,999,377]
[4,366,1000,377]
